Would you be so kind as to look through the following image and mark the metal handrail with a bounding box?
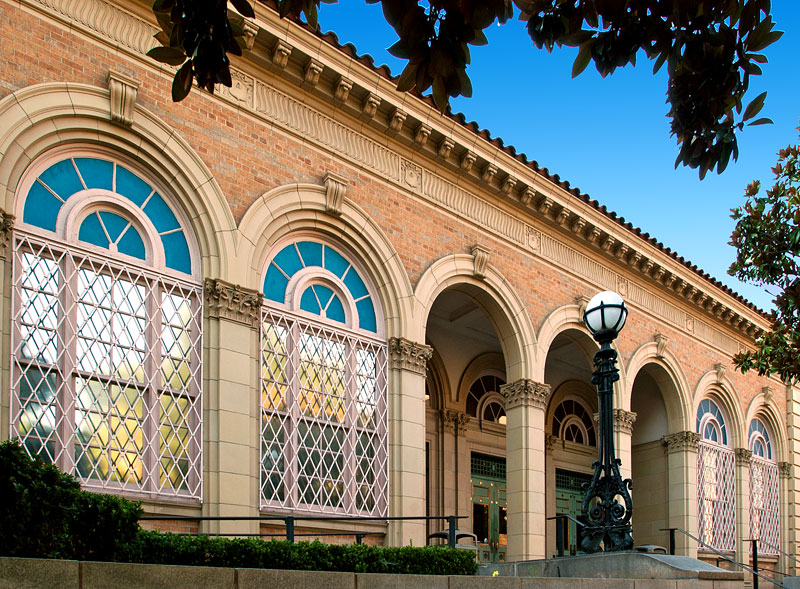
[756,537,800,569]
[661,527,782,588]
[140,514,467,548]
[546,514,584,557]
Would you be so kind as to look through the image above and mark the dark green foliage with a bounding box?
[123,531,478,575]
[729,129,800,382]
[0,439,142,561]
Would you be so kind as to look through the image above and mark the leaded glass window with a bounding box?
[466,375,506,425]
[11,155,202,500]
[697,398,735,552]
[260,240,388,515]
[749,418,779,555]
[552,398,596,446]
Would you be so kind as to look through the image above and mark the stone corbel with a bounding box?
[556,209,571,227]
[587,227,602,244]
[734,448,753,466]
[388,337,432,375]
[460,151,476,172]
[471,244,491,280]
[654,333,669,358]
[520,186,536,206]
[333,76,353,102]
[762,386,773,404]
[362,92,381,118]
[714,362,726,384]
[538,197,554,215]
[272,39,292,68]
[438,137,454,159]
[571,217,586,236]
[387,108,407,133]
[601,236,616,252]
[241,18,258,50]
[414,123,431,147]
[500,379,551,411]
[323,172,347,216]
[661,431,701,454]
[615,244,629,261]
[204,278,263,328]
[501,175,517,196]
[303,58,323,86]
[107,71,139,126]
[481,163,498,184]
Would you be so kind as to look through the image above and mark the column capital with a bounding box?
[440,409,470,436]
[779,461,792,479]
[204,278,263,328]
[734,447,753,466]
[613,409,637,434]
[545,433,559,454]
[661,430,701,454]
[0,209,14,250]
[501,379,551,411]
[388,337,432,375]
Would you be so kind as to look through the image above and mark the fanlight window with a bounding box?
[11,155,202,499]
[465,375,506,425]
[749,418,779,555]
[696,398,735,552]
[260,240,388,515]
[552,398,596,446]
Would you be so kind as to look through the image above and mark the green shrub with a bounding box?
[0,439,142,561]
[122,531,478,575]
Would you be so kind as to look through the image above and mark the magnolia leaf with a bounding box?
[396,62,418,93]
[230,0,255,18]
[748,117,774,126]
[147,46,187,66]
[172,60,193,102]
[572,42,592,78]
[743,91,767,121]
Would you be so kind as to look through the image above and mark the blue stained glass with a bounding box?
[75,158,113,191]
[356,298,377,333]
[327,294,346,323]
[98,211,129,242]
[78,214,108,248]
[264,263,289,302]
[272,245,304,277]
[343,268,369,300]
[300,287,321,315]
[115,167,152,206]
[324,247,350,278]
[161,231,191,274]
[23,182,62,230]
[297,241,323,268]
[142,193,180,233]
[117,226,146,260]
[314,285,335,310]
[38,159,84,199]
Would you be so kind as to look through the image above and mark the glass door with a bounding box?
[471,453,507,563]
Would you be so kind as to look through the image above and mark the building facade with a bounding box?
[0,0,797,575]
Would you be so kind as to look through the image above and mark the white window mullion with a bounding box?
[143,278,161,494]
[188,288,203,497]
[60,253,78,475]
[344,337,356,514]
[287,320,300,509]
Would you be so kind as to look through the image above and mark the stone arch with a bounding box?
[412,255,535,383]
[693,368,746,449]
[745,389,787,463]
[0,82,235,278]
[625,342,692,432]
[238,182,413,339]
[425,348,450,411]
[456,352,506,407]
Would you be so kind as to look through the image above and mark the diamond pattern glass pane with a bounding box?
[697,441,736,552]
[261,308,387,515]
[11,232,202,499]
[750,457,779,555]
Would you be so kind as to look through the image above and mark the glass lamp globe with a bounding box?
[583,291,628,340]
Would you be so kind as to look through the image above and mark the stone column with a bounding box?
[786,383,800,575]
[544,433,558,557]
[203,279,263,535]
[387,337,431,547]
[734,448,752,567]
[614,409,637,481]
[441,410,470,524]
[501,379,550,561]
[779,461,792,575]
[0,210,14,441]
[661,431,701,558]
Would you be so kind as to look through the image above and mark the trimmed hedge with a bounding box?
[0,440,477,575]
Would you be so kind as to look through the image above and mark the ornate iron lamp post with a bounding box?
[580,291,634,552]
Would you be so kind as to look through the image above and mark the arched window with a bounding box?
[260,239,387,515]
[11,153,202,500]
[749,418,779,555]
[466,375,506,425]
[696,398,735,552]
[552,398,596,446]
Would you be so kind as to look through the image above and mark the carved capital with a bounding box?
[362,92,381,118]
[779,462,792,479]
[0,210,15,249]
[303,58,323,86]
[107,70,138,126]
[545,433,559,454]
[272,39,292,68]
[441,409,470,436]
[654,333,669,358]
[204,278,263,328]
[735,448,753,466]
[613,409,637,434]
[662,431,701,454]
[333,76,353,102]
[388,337,432,375]
[323,172,347,216]
[471,244,491,280]
[501,379,551,411]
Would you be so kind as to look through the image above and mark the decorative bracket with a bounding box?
[471,244,491,280]
[272,40,292,69]
[107,71,139,126]
[323,172,347,216]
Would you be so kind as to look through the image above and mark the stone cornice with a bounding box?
[440,409,470,436]
[204,278,263,328]
[500,379,550,411]
[22,0,769,348]
[613,409,637,434]
[662,431,701,454]
[388,337,432,375]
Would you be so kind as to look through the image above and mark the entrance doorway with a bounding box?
[471,452,507,563]
[555,469,592,555]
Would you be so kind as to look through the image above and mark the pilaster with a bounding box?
[662,431,701,558]
[734,448,752,567]
[785,382,800,574]
[387,337,432,547]
[501,379,550,560]
[614,409,637,480]
[0,210,13,441]
[202,279,262,535]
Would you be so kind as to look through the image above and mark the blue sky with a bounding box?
[316,2,800,312]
